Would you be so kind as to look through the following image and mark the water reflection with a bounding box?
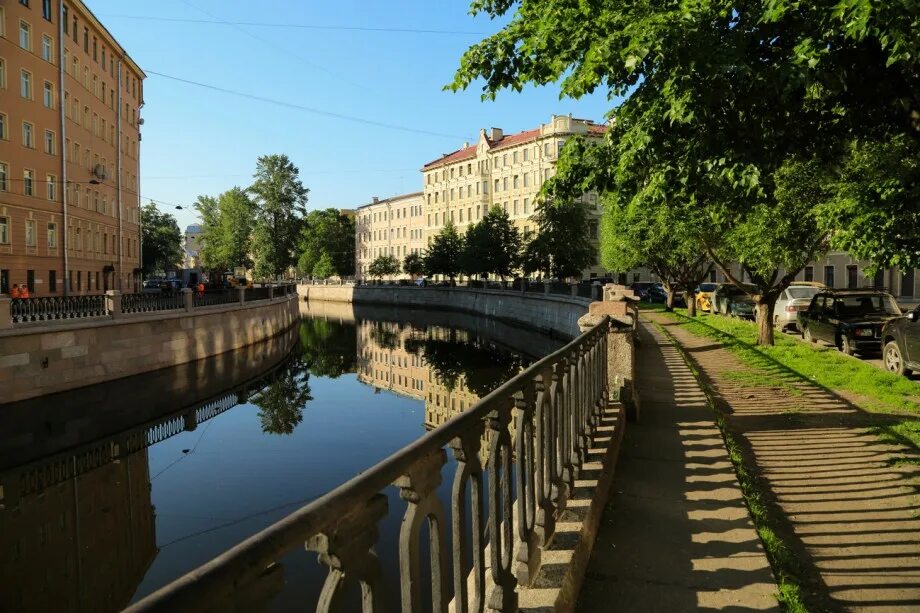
[0,304,561,611]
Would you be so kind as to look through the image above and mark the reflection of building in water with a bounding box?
[0,450,156,612]
[356,320,428,399]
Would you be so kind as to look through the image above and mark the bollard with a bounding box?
[544,282,551,295]
[237,286,246,305]
[106,290,122,319]
[268,285,275,300]
[571,283,579,297]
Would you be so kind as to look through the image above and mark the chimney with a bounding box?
[490,127,504,141]
[372,196,379,204]
[463,141,470,148]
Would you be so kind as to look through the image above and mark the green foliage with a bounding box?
[249,154,309,279]
[462,205,522,280]
[140,203,183,275]
[251,359,312,435]
[297,209,355,278]
[424,220,464,281]
[522,200,593,280]
[368,254,400,280]
[312,252,335,279]
[298,318,357,378]
[403,252,426,278]
[195,188,256,272]
[451,0,920,343]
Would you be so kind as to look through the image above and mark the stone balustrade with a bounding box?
[125,314,624,612]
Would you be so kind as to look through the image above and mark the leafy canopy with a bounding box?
[140,203,183,275]
[368,254,400,280]
[249,154,309,278]
[462,205,522,280]
[424,220,465,280]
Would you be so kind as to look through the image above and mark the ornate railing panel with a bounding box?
[121,292,185,314]
[126,316,613,613]
[245,286,272,301]
[193,289,237,308]
[9,295,108,323]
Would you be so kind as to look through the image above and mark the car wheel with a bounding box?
[884,341,911,376]
[839,335,855,356]
[773,315,781,330]
[803,326,816,344]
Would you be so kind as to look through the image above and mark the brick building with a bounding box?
[0,0,144,296]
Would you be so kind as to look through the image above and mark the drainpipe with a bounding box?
[58,0,69,296]
[116,56,124,290]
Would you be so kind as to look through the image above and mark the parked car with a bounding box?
[799,289,902,355]
[773,283,825,332]
[694,283,719,312]
[712,283,756,318]
[630,282,658,301]
[881,307,920,375]
[142,280,162,294]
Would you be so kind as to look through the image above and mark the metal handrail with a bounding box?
[127,315,612,612]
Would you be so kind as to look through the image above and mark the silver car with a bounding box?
[774,284,824,332]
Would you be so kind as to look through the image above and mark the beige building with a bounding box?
[355,191,425,279]
[0,0,145,296]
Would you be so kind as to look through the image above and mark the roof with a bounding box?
[355,191,424,211]
[421,122,607,170]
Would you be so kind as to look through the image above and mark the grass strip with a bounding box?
[645,305,920,421]
[650,319,812,613]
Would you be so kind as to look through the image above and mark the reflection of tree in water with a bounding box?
[404,329,526,397]
[298,318,358,378]
[369,321,402,351]
[251,358,313,435]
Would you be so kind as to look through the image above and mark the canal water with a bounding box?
[0,302,563,611]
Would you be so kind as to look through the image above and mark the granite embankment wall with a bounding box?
[0,294,299,404]
[298,284,590,339]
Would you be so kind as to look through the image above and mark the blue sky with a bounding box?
[86,0,616,230]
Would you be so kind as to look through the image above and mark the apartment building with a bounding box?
[355,192,424,278]
[421,114,607,275]
[0,0,144,296]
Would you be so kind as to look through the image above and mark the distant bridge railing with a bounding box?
[126,315,614,612]
[1,283,297,329]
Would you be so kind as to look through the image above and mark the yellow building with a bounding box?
[0,0,145,295]
[355,192,425,279]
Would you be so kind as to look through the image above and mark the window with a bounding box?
[523,149,529,162]
[42,0,52,21]
[46,174,55,200]
[0,113,6,140]
[22,121,34,148]
[513,175,518,189]
[902,269,915,298]
[43,80,53,107]
[49,270,56,293]
[41,34,52,62]
[804,266,814,282]
[26,270,34,294]
[494,179,499,192]
[47,222,56,248]
[25,220,36,246]
[20,69,32,99]
[83,26,88,52]
[847,265,858,289]
[0,217,7,243]
[0,58,6,89]
[0,8,5,38]
[63,6,68,33]
[523,173,529,188]
[0,162,7,190]
[824,265,835,289]
[23,169,34,195]
[19,20,31,51]
[873,268,885,289]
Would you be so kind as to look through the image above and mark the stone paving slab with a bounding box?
[648,313,920,612]
[577,322,778,611]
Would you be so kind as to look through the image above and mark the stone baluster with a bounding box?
[181,288,193,312]
[0,296,11,329]
[306,493,388,612]
[513,382,540,585]
[106,290,122,319]
[395,449,449,612]
[485,399,518,612]
[533,366,556,546]
[449,429,485,613]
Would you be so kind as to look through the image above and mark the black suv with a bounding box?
[881,307,920,376]
[799,289,902,355]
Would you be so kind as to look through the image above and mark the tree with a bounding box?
[424,221,464,282]
[403,252,426,278]
[248,154,309,279]
[521,200,593,281]
[312,252,335,279]
[140,203,182,275]
[195,188,256,275]
[448,1,920,345]
[368,254,400,280]
[194,195,222,270]
[462,205,522,281]
[297,209,355,278]
[251,360,312,435]
[299,318,357,378]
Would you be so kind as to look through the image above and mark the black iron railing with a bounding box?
[10,295,108,323]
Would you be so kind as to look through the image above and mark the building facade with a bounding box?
[355,191,424,279]
[183,223,202,269]
[0,0,144,296]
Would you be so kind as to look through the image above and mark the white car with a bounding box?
[774,283,825,332]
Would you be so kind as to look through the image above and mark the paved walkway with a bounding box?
[578,322,778,611]
[648,313,920,612]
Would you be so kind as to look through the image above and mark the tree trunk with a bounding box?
[665,291,675,311]
[755,300,775,346]
[687,290,697,317]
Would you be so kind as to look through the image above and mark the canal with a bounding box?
[0,303,564,611]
